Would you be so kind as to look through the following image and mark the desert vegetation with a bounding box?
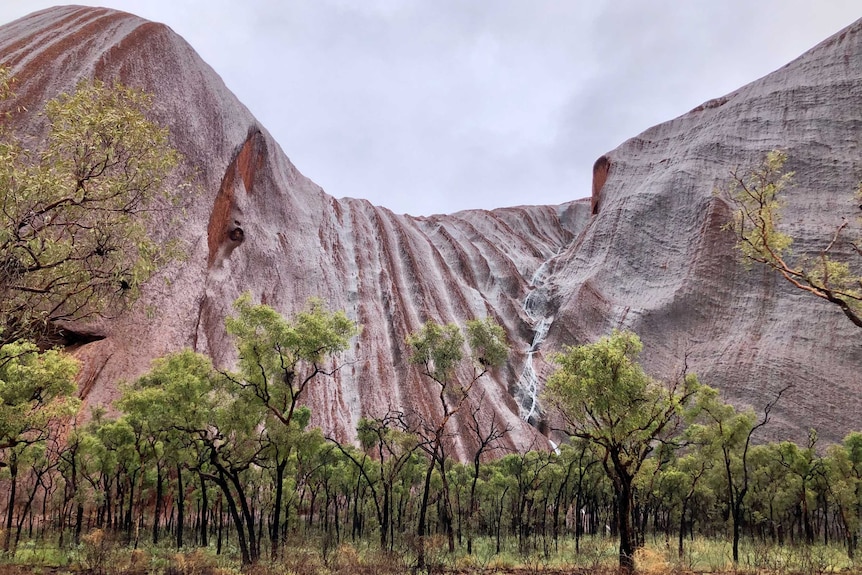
[723,149,862,328]
[0,307,861,574]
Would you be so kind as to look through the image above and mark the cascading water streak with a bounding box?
[516,250,560,424]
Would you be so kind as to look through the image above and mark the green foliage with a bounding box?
[0,340,80,457]
[229,294,358,367]
[407,320,465,383]
[225,292,358,429]
[544,329,702,571]
[117,295,359,565]
[723,150,862,327]
[404,316,508,567]
[465,317,508,370]
[5,304,861,571]
[726,149,794,264]
[0,74,182,342]
[117,349,219,434]
[690,384,757,455]
[407,317,508,386]
[545,330,699,459]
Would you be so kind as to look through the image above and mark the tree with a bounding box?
[500,449,554,555]
[825,432,862,558]
[663,430,716,558]
[0,73,181,343]
[0,340,80,552]
[775,430,824,546]
[0,341,80,468]
[406,317,508,568]
[224,292,358,559]
[120,295,358,565]
[332,414,421,550]
[723,150,862,327]
[463,397,510,555]
[543,330,700,573]
[695,383,788,564]
[121,349,267,564]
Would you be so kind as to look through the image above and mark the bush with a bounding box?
[79,529,114,574]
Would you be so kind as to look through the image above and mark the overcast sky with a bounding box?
[1,2,860,215]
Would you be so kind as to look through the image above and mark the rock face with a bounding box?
[551,22,862,443]
[0,6,860,450]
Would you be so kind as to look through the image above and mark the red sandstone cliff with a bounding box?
[1,6,859,449]
[0,6,589,457]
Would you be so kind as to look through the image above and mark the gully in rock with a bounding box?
[516,249,561,426]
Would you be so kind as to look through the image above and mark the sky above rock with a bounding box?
[1,2,860,216]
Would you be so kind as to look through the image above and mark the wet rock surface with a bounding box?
[1,6,860,449]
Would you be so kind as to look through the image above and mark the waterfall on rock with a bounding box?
[515,250,560,426]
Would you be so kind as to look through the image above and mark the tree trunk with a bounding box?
[495,486,507,555]
[176,463,184,549]
[617,479,635,573]
[227,469,259,562]
[199,472,208,548]
[153,464,163,545]
[381,484,390,550]
[271,458,287,560]
[732,494,744,564]
[4,459,18,553]
[125,470,137,543]
[575,492,583,554]
[416,455,436,570]
[15,469,41,553]
[438,457,455,553]
[74,502,84,546]
[215,472,250,565]
[678,499,688,559]
[216,499,223,556]
[467,458,481,555]
[802,491,814,545]
[103,476,112,529]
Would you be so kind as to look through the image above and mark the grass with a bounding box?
[0,533,857,574]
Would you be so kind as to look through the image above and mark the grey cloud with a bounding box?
[0,1,859,215]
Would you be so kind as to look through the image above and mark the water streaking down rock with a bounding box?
[1,6,860,452]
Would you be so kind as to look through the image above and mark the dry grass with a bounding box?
[0,534,860,575]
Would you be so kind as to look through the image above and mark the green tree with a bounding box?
[333,414,420,550]
[774,430,824,545]
[121,295,357,565]
[224,292,358,559]
[500,449,554,555]
[120,350,264,564]
[723,150,862,327]
[824,432,862,558]
[406,317,508,568]
[695,383,788,564]
[544,330,700,573]
[0,341,80,552]
[0,75,181,343]
[463,400,510,555]
[78,413,136,533]
[0,340,80,471]
[660,431,716,558]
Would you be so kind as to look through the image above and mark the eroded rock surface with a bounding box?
[549,21,862,443]
[1,6,860,449]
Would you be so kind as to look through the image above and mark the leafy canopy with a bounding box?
[0,340,80,459]
[407,317,507,385]
[225,293,359,428]
[723,150,862,327]
[544,330,701,475]
[0,74,182,342]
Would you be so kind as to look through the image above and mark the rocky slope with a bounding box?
[554,22,862,443]
[0,6,859,449]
